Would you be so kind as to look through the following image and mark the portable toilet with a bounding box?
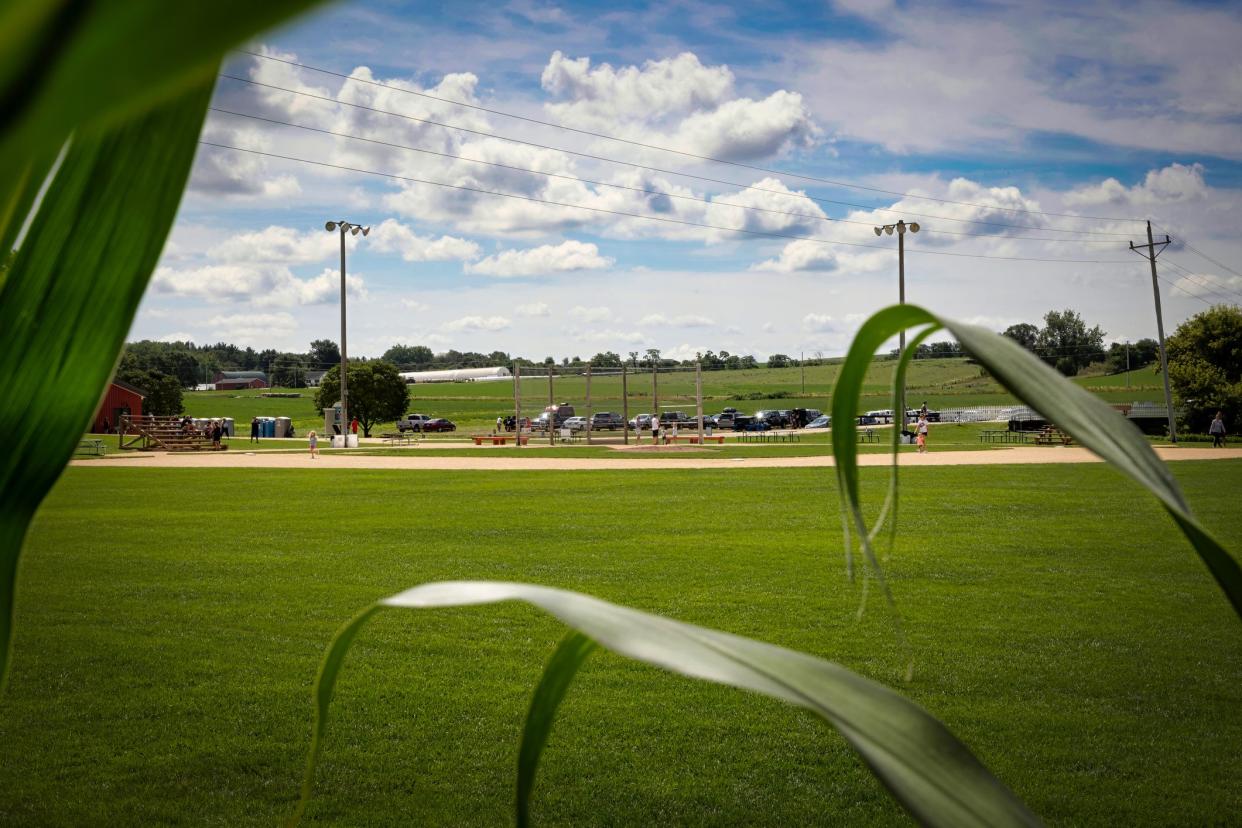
[275,417,292,438]
[222,418,235,437]
[324,404,342,436]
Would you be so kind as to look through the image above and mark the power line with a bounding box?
[215,73,1133,238]
[199,140,1138,265]
[208,106,1124,247]
[1161,257,1242,304]
[236,49,1144,225]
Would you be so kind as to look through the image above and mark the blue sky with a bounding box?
[136,0,1242,362]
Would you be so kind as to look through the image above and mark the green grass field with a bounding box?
[181,359,1168,435]
[2,461,1238,825]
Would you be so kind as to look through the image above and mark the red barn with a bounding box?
[93,380,145,433]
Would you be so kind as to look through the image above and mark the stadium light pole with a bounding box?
[324,220,370,438]
[875,219,920,427]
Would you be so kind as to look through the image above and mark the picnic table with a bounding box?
[76,438,105,456]
[737,432,801,443]
[472,435,529,445]
[670,435,726,444]
[1033,427,1074,446]
[857,428,877,444]
[381,432,418,445]
[979,429,1032,444]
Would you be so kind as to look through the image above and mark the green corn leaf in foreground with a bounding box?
[831,304,1242,621]
[0,81,215,689]
[292,581,1041,828]
[0,0,325,692]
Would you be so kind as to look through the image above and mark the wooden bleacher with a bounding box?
[118,415,226,452]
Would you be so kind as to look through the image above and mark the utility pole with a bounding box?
[800,351,805,395]
[513,362,521,450]
[1126,340,1131,389]
[621,365,629,445]
[1129,220,1177,443]
[324,220,370,440]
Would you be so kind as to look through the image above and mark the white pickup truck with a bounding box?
[396,413,432,432]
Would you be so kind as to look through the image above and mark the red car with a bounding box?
[421,418,457,432]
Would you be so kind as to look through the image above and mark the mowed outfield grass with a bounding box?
[3,462,1238,825]
[182,358,1167,434]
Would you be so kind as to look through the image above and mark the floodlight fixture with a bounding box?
[885,225,894,235]
[325,221,337,231]
[909,222,920,233]
[873,226,882,236]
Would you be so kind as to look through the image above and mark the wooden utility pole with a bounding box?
[1129,220,1177,443]
[547,368,555,445]
[652,356,659,438]
[585,363,593,445]
[622,365,629,445]
[695,361,704,444]
[800,351,805,395]
[513,362,521,449]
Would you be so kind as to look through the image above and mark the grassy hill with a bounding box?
[181,358,1167,433]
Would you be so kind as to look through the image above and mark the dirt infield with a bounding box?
[72,446,1242,472]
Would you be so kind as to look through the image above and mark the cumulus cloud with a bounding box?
[213,225,342,264]
[638,313,715,327]
[368,219,481,262]
[541,52,818,162]
[401,299,430,311]
[151,264,365,306]
[662,343,712,361]
[569,305,612,322]
[516,302,552,317]
[207,312,297,343]
[442,315,511,331]
[1065,163,1208,208]
[465,240,613,276]
[802,313,836,332]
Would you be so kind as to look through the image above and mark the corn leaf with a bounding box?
[294,581,1040,828]
[832,304,1242,621]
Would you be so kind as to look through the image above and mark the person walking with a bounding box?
[916,414,929,453]
[350,417,359,436]
[1210,411,1227,447]
[250,416,260,443]
[496,416,504,435]
[308,430,319,459]
[210,420,222,449]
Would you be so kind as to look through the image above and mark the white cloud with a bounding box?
[1065,163,1208,208]
[753,240,841,272]
[541,52,818,161]
[368,219,481,262]
[465,240,613,277]
[569,305,613,322]
[401,299,430,311]
[442,315,512,332]
[207,312,297,344]
[151,264,365,307]
[662,343,712,361]
[803,313,836,332]
[157,331,197,343]
[638,313,715,327]
[213,225,341,264]
[516,302,552,317]
[1168,270,1242,298]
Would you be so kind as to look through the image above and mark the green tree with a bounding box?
[1002,323,1039,351]
[767,353,791,369]
[271,352,309,387]
[383,344,434,367]
[590,351,622,367]
[1036,310,1106,376]
[117,370,183,416]
[1166,305,1242,434]
[313,361,409,437]
[308,339,340,368]
[1107,338,1159,373]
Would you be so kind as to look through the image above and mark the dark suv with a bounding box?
[658,412,691,425]
[754,409,788,428]
[589,412,625,430]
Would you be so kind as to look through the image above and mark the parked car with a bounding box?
[806,415,831,429]
[742,419,770,431]
[754,409,788,428]
[421,418,456,432]
[629,413,656,430]
[714,411,739,430]
[563,416,589,431]
[397,413,432,432]
[731,415,755,431]
[590,412,625,430]
[659,411,692,425]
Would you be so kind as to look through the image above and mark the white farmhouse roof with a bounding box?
[398,366,512,383]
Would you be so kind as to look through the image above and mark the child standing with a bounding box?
[916,415,929,453]
[308,430,319,459]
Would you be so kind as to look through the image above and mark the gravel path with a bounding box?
[72,446,1242,471]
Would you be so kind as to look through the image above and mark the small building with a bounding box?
[398,366,512,384]
[214,370,269,390]
[93,380,145,433]
[305,370,327,388]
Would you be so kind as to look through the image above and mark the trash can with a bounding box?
[345,433,358,448]
[332,435,345,448]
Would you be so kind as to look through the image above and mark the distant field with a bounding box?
[181,358,1166,434]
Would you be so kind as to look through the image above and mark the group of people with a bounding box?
[182,416,227,449]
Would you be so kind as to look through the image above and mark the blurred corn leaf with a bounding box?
[0,0,324,689]
[293,581,1041,828]
[831,304,1242,621]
